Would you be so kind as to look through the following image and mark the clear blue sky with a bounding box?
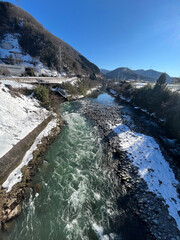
[4,0,180,76]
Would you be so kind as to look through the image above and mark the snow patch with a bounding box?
[109,89,117,97]
[109,122,180,229]
[35,63,59,77]
[141,108,148,113]
[0,34,61,77]
[120,95,131,102]
[71,86,100,100]
[86,86,99,95]
[133,82,148,89]
[71,95,84,100]
[0,79,34,89]
[2,117,58,192]
[65,77,79,85]
[0,34,36,63]
[0,83,49,158]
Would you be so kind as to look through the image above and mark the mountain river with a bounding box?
[0,92,179,240]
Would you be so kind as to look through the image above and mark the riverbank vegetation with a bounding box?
[34,85,50,109]
[109,74,180,141]
[60,78,99,96]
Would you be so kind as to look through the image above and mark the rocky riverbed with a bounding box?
[1,89,180,240]
[82,100,180,240]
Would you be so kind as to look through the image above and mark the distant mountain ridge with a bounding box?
[100,69,111,75]
[0,1,100,77]
[106,67,154,82]
[105,67,173,83]
[135,69,172,83]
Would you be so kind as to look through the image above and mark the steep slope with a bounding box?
[106,67,154,81]
[0,1,100,77]
[135,69,172,83]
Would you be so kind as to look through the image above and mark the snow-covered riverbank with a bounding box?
[2,117,58,192]
[0,82,49,158]
[109,121,180,230]
[0,82,62,230]
[107,88,180,229]
[84,95,180,238]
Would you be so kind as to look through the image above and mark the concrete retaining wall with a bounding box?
[0,64,25,76]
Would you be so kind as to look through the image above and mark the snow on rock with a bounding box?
[120,95,131,102]
[2,117,58,192]
[0,83,49,158]
[109,122,180,229]
[71,86,100,100]
[86,86,100,95]
[141,108,148,113]
[65,77,79,85]
[71,95,84,100]
[109,89,117,97]
[35,63,60,77]
[134,106,140,109]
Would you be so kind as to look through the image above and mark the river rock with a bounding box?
[6,204,22,222]
[83,97,180,239]
[34,182,42,193]
[7,198,17,210]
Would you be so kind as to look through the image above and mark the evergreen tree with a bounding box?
[156,73,166,86]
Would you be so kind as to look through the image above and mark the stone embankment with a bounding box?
[0,115,62,231]
[0,116,53,185]
[83,102,180,240]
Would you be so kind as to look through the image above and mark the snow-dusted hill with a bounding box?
[0,2,100,77]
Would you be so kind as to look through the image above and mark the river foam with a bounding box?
[2,102,120,240]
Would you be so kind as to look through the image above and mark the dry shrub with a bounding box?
[0,67,11,76]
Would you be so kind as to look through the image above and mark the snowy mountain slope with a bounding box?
[0,33,59,76]
[0,2,100,77]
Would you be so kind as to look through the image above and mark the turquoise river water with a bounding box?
[1,94,130,240]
